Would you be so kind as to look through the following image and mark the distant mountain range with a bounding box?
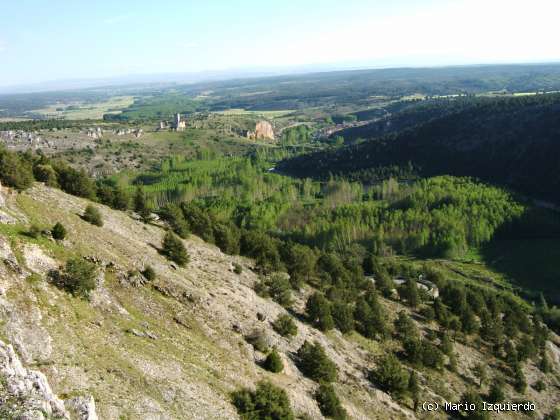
[3,60,560,95]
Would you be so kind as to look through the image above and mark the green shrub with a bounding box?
[256,274,293,308]
[246,330,269,353]
[83,205,103,227]
[162,231,189,266]
[27,224,42,239]
[142,265,156,281]
[272,314,298,338]
[233,263,243,275]
[487,377,505,403]
[231,381,294,420]
[61,257,97,298]
[296,341,337,383]
[533,379,546,392]
[51,222,67,240]
[263,349,283,373]
[315,383,347,419]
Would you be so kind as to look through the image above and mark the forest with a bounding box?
[279,93,560,204]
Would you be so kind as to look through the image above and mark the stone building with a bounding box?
[174,114,187,131]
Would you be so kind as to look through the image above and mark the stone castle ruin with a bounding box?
[158,114,187,132]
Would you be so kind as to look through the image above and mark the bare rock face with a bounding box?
[65,395,98,420]
[0,339,69,419]
[1,339,99,420]
[247,121,274,140]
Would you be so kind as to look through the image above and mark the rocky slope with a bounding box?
[0,183,559,419]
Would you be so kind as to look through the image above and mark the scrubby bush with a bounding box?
[60,257,97,298]
[83,205,103,227]
[533,379,546,392]
[487,377,505,403]
[315,383,347,419]
[51,222,67,240]
[272,314,298,338]
[255,274,292,307]
[162,231,189,266]
[246,330,269,353]
[27,224,43,239]
[263,348,283,373]
[142,265,156,281]
[231,381,294,420]
[233,263,243,275]
[297,341,337,383]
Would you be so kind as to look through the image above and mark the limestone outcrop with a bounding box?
[247,121,274,140]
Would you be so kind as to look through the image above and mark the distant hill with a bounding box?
[279,93,560,203]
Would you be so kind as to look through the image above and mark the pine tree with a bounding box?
[513,364,527,394]
[306,293,334,332]
[371,353,409,396]
[473,363,488,388]
[315,383,347,419]
[162,231,189,266]
[487,377,505,403]
[263,348,284,373]
[51,222,67,240]
[408,371,420,412]
[296,341,337,383]
[134,186,151,222]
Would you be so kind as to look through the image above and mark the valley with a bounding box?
[1,63,560,419]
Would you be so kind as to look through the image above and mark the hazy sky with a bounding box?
[1,0,559,87]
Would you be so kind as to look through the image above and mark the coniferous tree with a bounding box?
[263,348,284,373]
[51,222,67,240]
[272,314,298,338]
[315,383,347,420]
[162,230,189,266]
[487,377,505,403]
[473,363,488,388]
[513,364,527,394]
[370,353,409,396]
[331,301,354,334]
[296,341,337,383]
[306,293,334,332]
[408,371,420,412]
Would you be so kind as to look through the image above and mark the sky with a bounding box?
[1,0,560,88]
